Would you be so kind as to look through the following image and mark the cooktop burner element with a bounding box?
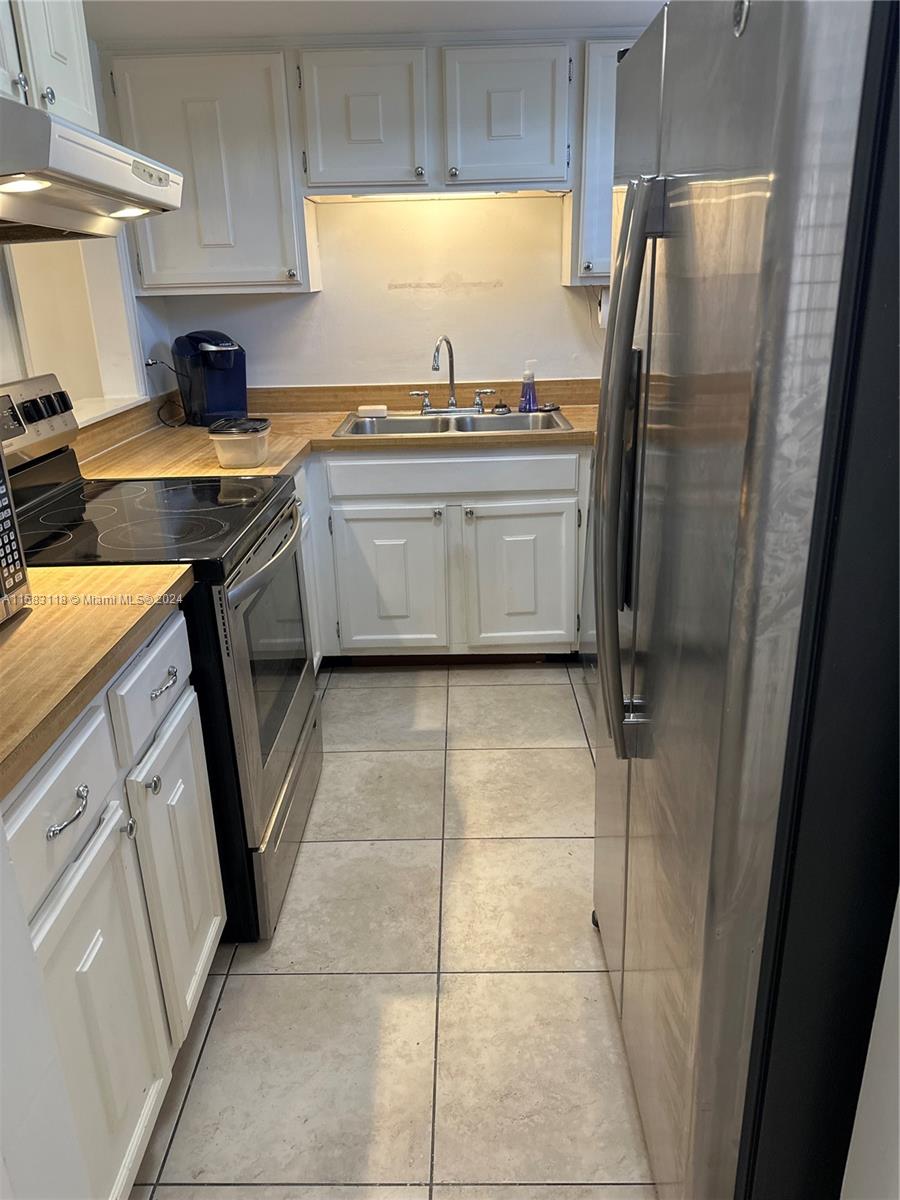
[12,452,294,581]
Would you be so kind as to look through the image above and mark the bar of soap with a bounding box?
[357,404,388,417]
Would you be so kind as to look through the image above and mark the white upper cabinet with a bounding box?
[12,0,97,129]
[112,52,317,292]
[462,498,578,645]
[301,47,427,186]
[0,1,23,103]
[565,40,621,283]
[442,44,570,184]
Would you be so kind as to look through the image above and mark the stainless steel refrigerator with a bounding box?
[582,3,897,1198]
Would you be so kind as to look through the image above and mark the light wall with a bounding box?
[154,195,606,389]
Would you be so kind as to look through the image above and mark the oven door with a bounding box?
[219,500,316,847]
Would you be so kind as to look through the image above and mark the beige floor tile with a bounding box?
[444,748,594,838]
[304,751,444,841]
[441,839,605,971]
[433,972,650,1184]
[208,941,235,974]
[233,840,441,974]
[330,666,448,688]
[157,1190,429,1199]
[433,1188,656,1199]
[322,686,447,751]
[447,685,585,749]
[449,664,570,686]
[162,973,436,1185]
[568,667,614,751]
[135,975,224,1183]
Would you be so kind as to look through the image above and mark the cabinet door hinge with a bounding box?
[109,70,117,97]
[566,143,571,168]
[336,620,341,639]
[327,513,333,535]
[135,251,143,281]
[577,507,583,528]
[296,65,302,89]
[301,149,308,174]
[568,57,574,83]
[577,613,581,633]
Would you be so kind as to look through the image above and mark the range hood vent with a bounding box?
[0,97,182,243]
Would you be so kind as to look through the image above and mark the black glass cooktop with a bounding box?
[16,470,294,581]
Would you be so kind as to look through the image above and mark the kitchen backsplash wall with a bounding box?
[141,195,606,391]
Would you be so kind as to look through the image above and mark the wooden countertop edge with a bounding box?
[0,566,194,798]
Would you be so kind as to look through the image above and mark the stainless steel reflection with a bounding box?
[596,4,874,1199]
[215,499,316,850]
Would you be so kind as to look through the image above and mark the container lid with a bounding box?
[208,417,271,435]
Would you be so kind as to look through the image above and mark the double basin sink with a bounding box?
[334,410,574,436]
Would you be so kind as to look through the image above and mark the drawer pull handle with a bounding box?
[120,816,137,839]
[146,775,162,795]
[46,783,89,841]
[150,665,177,700]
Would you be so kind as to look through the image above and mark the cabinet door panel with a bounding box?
[32,802,170,1200]
[113,53,301,287]
[443,44,569,182]
[463,498,577,644]
[576,41,620,278]
[127,688,225,1046]
[13,0,97,128]
[302,47,427,185]
[0,0,22,102]
[332,504,448,648]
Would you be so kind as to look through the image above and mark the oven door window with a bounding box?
[239,550,309,766]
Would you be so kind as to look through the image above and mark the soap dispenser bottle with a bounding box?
[519,359,539,412]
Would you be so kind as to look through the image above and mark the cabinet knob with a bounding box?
[120,816,137,840]
[465,508,475,519]
[433,508,443,521]
[286,268,297,279]
[582,261,594,273]
[448,166,460,178]
[41,85,56,105]
[12,72,28,97]
[145,774,162,795]
[414,166,425,178]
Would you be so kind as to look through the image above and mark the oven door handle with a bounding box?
[226,502,301,607]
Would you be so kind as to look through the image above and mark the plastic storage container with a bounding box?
[208,417,271,468]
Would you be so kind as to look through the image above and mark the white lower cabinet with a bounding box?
[126,688,225,1045]
[462,498,577,645]
[332,504,449,649]
[31,801,171,1200]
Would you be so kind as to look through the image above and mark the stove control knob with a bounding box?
[21,399,42,423]
[37,394,57,417]
[53,390,73,412]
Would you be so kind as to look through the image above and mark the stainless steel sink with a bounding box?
[333,410,573,436]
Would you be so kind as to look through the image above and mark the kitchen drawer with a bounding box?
[5,706,118,920]
[108,613,192,766]
[326,453,580,499]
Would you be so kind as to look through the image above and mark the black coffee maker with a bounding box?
[172,330,247,426]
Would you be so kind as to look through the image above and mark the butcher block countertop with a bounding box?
[81,406,598,479]
[0,565,194,797]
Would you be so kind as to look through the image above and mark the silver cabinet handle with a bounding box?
[46,784,89,841]
[465,508,475,519]
[150,665,177,700]
[120,816,137,839]
[41,84,56,105]
[414,166,425,177]
[448,166,460,178]
[145,775,162,795]
[595,175,658,760]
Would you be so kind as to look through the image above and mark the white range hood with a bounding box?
[0,96,182,242]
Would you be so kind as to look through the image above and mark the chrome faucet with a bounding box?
[432,335,456,408]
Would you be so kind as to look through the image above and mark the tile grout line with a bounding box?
[428,682,450,1199]
[150,950,233,1191]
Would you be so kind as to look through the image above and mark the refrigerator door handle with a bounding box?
[596,174,659,759]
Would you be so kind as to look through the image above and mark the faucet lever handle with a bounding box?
[409,389,431,412]
[473,388,496,413]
